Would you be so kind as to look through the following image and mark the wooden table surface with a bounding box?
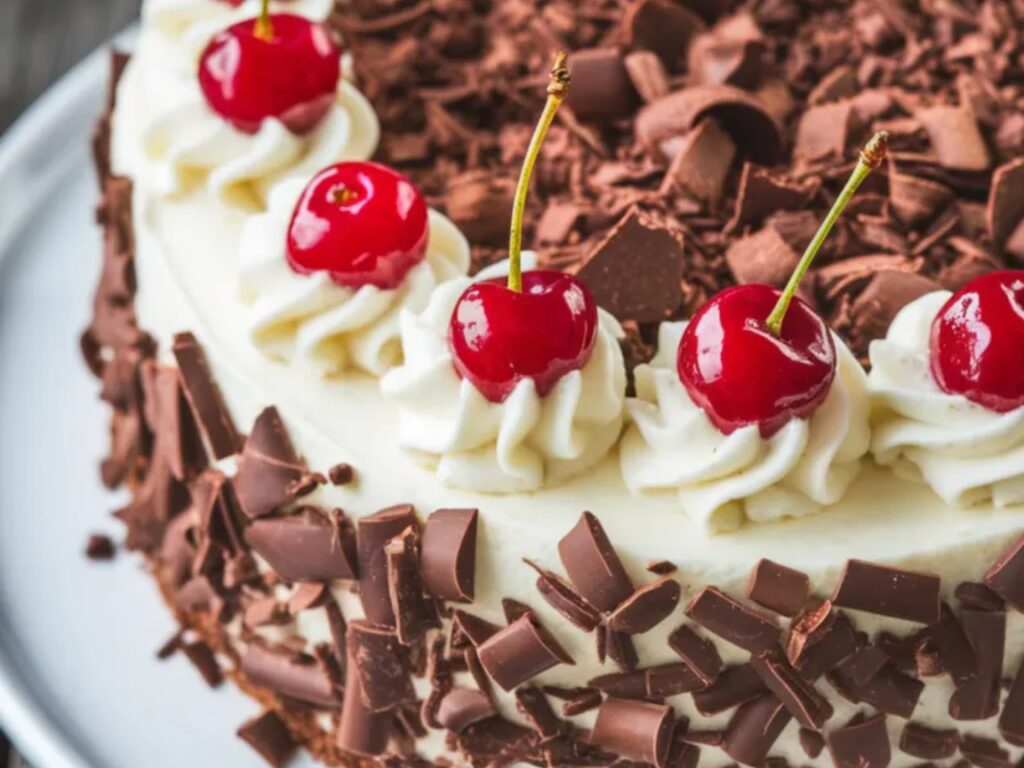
[0,0,141,133]
[1,4,142,763]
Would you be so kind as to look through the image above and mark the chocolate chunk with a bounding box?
[918,105,991,171]
[418,509,477,603]
[722,694,791,766]
[245,509,356,583]
[984,534,1024,611]
[590,663,705,699]
[900,722,960,760]
[800,728,825,758]
[576,209,686,325]
[832,559,941,625]
[327,462,354,485]
[751,650,833,729]
[747,560,810,617]
[591,698,674,768]
[668,624,722,687]
[624,51,670,104]
[234,408,324,520]
[514,687,564,741]
[687,587,780,653]
[635,85,783,163]
[623,0,705,71]
[171,332,240,460]
[661,118,736,206]
[236,711,297,768]
[999,661,1024,746]
[525,560,602,632]
[607,577,681,634]
[348,620,415,712]
[337,643,392,758]
[727,163,819,232]
[358,505,418,627]
[725,226,801,289]
[693,664,766,716]
[988,158,1024,248]
[182,641,223,688]
[386,526,440,645]
[827,714,891,768]
[477,613,573,691]
[950,609,1005,721]
[556,512,635,613]
[241,645,339,708]
[960,736,1012,768]
[452,610,500,649]
[437,688,497,733]
[85,533,116,561]
[956,582,1005,612]
[567,48,637,121]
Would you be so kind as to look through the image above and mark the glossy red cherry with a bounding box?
[677,285,837,437]
[929,270,1024,412]
[198,13,340,135]
[287,162,429,290]
[448,271,599,403]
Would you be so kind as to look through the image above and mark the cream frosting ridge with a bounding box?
[130,1,379,210]
[380,260,628,493]
[238,177,471,377]
[869,291,1024,508]
[620,321,871,532]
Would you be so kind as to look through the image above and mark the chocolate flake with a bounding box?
[591,663,705,699]
[182,641,223,688]
[668,624,722,687]
[751,650,833,729]
[693,664,767,716]
[241,644,339,709]
[999,660,1024,746]
[348,620,415,712]
[607,577,681,635]
[245,509,356,583]
[901,722,960,760]
[832,559,941,625]
[337,643,392,758]
[747,559,810,617]
[723,694,791,766]
[515,686,564,742]
[557,512,635,613]
[357,504,418,627]
[386,526,440,645]
[171,332,240,460]
[687,587,780,653]
[826,713,891,768]
[421,508,478,603]
[236,710,296,768]
[85,533,116,561]
[477,613,574,692]
[983,534,1024,611]
[950,609,1005,721]
[437,688,497,734]
[525,560,602,632]
[961,736,1013,768]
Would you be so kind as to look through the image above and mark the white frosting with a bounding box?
[237,177,471,377]
[129,2,379,210]
[380,261,628,493]
[870,291,1024,508]
[621,322,871,532]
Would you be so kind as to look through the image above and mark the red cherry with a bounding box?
[929,270,1024,412]
[448,271,600,403]
[287,162,429,290]
[676,285,837,438]
[198,14,340,135]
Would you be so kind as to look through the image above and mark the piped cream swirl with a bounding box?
[620,322,870,532]
[238,177,471,377]
[128,1,378,210]
[869,291,1024,508]
[380,260,628,493]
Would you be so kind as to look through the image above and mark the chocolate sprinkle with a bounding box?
[832,559,942,625]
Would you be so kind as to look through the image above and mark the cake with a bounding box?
[82,0,1024,766]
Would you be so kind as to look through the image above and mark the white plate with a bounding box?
[0,38,320,768]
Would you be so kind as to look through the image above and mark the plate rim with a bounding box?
[0,39,117,768]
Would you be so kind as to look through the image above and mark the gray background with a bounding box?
[0,0,140,133]
[1,4,142,765]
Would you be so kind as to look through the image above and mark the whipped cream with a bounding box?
[870,291,1024,508]
[238,177,471,377]
[129,4,378,210]
[621,322,871,532]
[380,260,628,493]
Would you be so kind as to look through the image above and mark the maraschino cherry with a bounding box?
[448,53,599,404]
[287,162,429,290]
[198,0,340,134]
[677,131,890,437]
[930,270,1024,412]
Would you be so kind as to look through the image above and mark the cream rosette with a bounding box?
[380,259,628,493]
[869,291,1024,508]
[620,322,871,532]
[238,177,471,377]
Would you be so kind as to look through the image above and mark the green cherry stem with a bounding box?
[764,130,890,336]
[255,0,274,40]
[507,52,571,293]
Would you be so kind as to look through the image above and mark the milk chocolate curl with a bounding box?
[590,698,674,768]
[240,645,339,708]
[436,688,497,733]
[172,332,241,460]
[358,505,418,626]
[337,645,392,757]
[421,508,478,602]
[348,620,415,712]
[477,613,574,691]
[557,512,634,612]
[832,559,941,624]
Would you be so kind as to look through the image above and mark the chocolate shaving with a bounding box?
[747,559,810,617]
[832,559,941,624]
[477,613,574,691]
[950,609,1005,721]
[722,694,791,766]
[687,587,780,653]
[591,698,674,768]
[236,711,296,768]
[437,688,497,734]
[358,504,418,627]
[983,534,1024,611]
[901,722,960,760]
[826,713,891,768]
[241,644,339,709]
[999,660,1024,746]
[556,512,634,613]
[693,664,766,716]
[606,577,681,635]
[182,641,223,688]
[668,624,722,687]
[348,620,415,712]
[171,332,240,460]
[525,560,602,632]
[245,509,356,583]
[590,663,705,699]
[337,643,392,758]
[386,526,440,645]
[750,650,833,729]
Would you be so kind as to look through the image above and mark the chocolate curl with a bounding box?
[336,645,392,758]
[421,508,478,602]
[557,512,635,613]
[477,613,574,691]
[590,698,674,768]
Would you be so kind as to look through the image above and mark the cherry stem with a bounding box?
[255,0,274,40]
[764,130,890,336]
[507,52,570,293]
